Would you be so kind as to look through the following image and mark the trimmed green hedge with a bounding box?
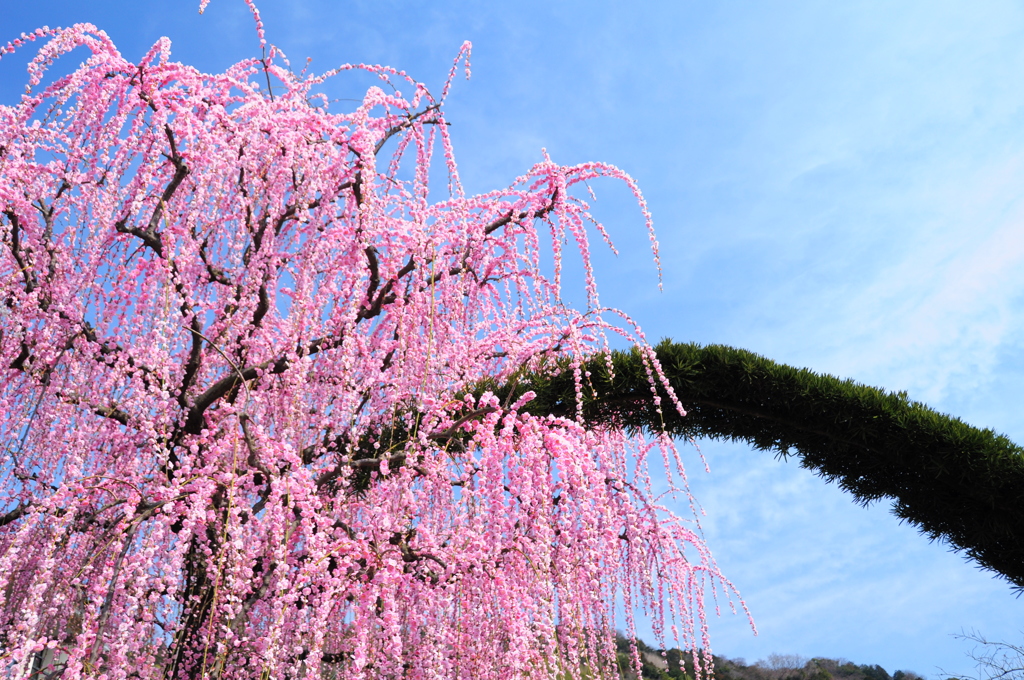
[488,341,1024,589]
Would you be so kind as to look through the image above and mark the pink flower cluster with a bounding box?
[0,19,743,680]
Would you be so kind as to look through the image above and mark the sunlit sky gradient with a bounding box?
[3,1,1023,676]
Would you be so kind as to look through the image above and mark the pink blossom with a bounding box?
[0,13,745,680]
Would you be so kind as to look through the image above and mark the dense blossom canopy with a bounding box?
[0,15,739,680]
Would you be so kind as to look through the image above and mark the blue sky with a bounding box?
[3,1,1023,676]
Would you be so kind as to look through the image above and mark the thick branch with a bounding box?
[185,332,347,434]
[356,254,415,321]
[177,317,205,409]
[114,125,189,257]
[364,246,381,302]
[198,236,232,286]
[240,414,273,515]
[0,503,29,528]
[428,407,498,442]
[4,210,38,293]
[482,191,558,236]
[94,405,130,426]
[372,103,442,156]
[148,125,190,234]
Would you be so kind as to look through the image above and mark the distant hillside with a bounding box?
[615,635,925,680]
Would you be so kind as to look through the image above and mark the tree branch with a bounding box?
[0,503,29,528]
[114,125,189,258]
[428,407,498,442]
[4,209,38,293]
[482,191,558,235]
[240,414,273,515]
[372,103,442,156]
[147,125,190,234]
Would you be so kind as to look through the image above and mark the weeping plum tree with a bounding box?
[0,10,736,680]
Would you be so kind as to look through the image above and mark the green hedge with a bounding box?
[486,341,1024,589]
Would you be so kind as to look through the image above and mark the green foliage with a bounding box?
[611,634,921,680]
[490,341,1024,589]
[614,634,705,680]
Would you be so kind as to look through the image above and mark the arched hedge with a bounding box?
[487,341,1024,589]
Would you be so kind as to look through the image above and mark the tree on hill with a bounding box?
[612,634,924,680]
[943,630,1024,680]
